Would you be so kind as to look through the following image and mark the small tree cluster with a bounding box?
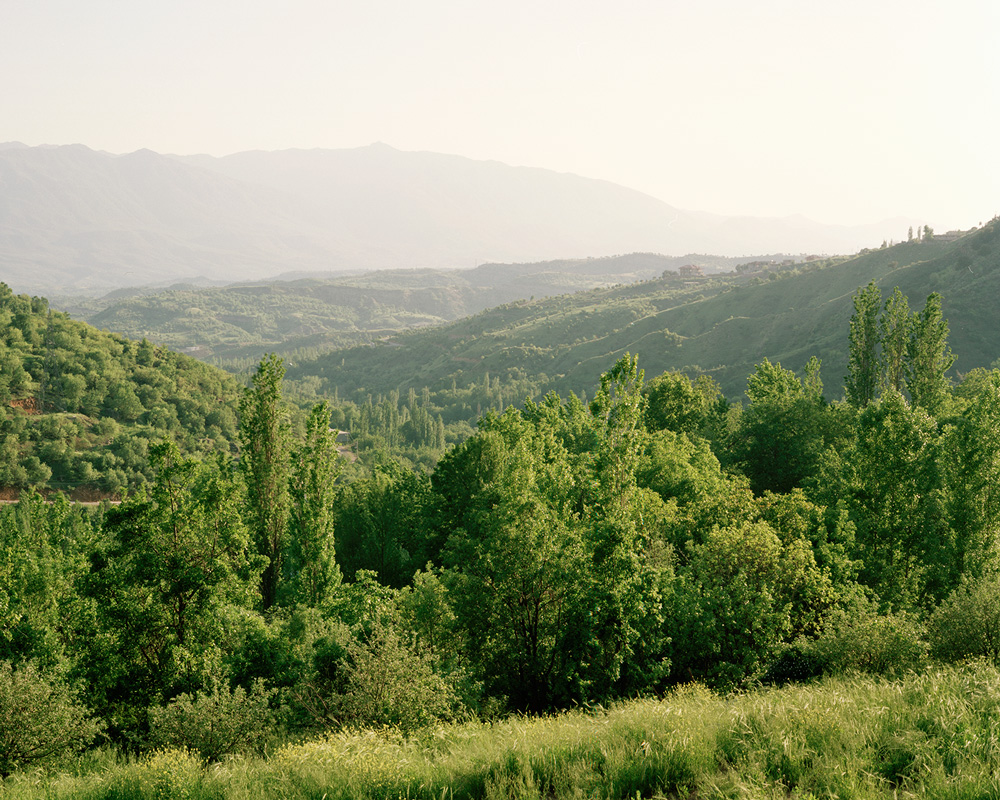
[846,283,953,411]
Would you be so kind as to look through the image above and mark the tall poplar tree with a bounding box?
[286,401,341,606]
[906,292,954,415]
[845,282,882,408]
[879,287,911,395]
[240,354,291,610]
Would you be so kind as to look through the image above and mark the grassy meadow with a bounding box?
[5,663,1000,800]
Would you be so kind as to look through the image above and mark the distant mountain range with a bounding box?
[0,141,911,293]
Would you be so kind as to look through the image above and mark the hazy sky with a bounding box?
[4,0,998,230]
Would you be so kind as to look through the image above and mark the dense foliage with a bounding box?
[0,284,240,495]
[5,276,1000,786]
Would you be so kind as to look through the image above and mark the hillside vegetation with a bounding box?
[0,283,240,495]
[58,253,761,370]
[6,218,1000,796]
[291,223,997,402]
[6,272,1000,792]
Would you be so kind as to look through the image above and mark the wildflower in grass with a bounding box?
[112,746,202,800]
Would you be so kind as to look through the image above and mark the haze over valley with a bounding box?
[1,140,916,294]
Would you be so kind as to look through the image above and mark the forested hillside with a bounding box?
[292,222,998,403]
[0,283,241,495]
[7,223,1000,795]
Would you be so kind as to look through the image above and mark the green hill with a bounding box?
[60,253,762,369]
[289,223,998,402]
[0,284,241,496]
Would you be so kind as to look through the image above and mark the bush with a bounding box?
[0,660,102,776]
[760,643,827,685]
[148,675,275,761]
[929,573,1000,663]
[340,618,459,733]
[287,614,461,735]
[807,599,928,676]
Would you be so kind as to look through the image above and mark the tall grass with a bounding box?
[6,663,1000,799]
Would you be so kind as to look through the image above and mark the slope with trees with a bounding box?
[56,252,765,370]
[0,283,242,496]
[10,251,1000,791]
[287,221,997,406]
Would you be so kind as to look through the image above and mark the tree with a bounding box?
[587,355,670,699]
[0,491,94,668]
[803,356,824,403]
[668,520,832,687]
[638,428,727,509]
[731,395,844,496]
[590,353,645,510]
[439,414,592,711]
[89,442,261,727]
[335,460,431,588]
[285,402,342,607]
[845,282,881,408]
[240,355,291,610]
[643,371,718,435]
[939,371,1000,583]
[745,358,802,406]
[822,391,948,605]
[729,358,844,495]
[879,287,911,395]
[436,357,671,710]
[906,292,954,415]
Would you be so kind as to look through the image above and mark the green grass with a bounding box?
[8,663,1000,799]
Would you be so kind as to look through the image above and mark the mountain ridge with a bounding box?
[1,142,913,293]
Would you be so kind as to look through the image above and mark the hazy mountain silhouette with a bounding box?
[1,142,907,292]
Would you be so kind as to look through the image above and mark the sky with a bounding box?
[3,0,998,231]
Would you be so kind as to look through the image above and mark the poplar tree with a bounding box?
[845,282,882,408]
[803,355,824,403]
[286,401,341,606]
[240,354,291,610]
[879,287,911,395]
[906,292,954,414]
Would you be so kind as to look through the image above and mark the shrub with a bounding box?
[929,573,1000,663]
[287,615,461,735]
[340,618,460,734]
[808,599,927,676]
[148,675,275,761]
[0,660,102,776]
